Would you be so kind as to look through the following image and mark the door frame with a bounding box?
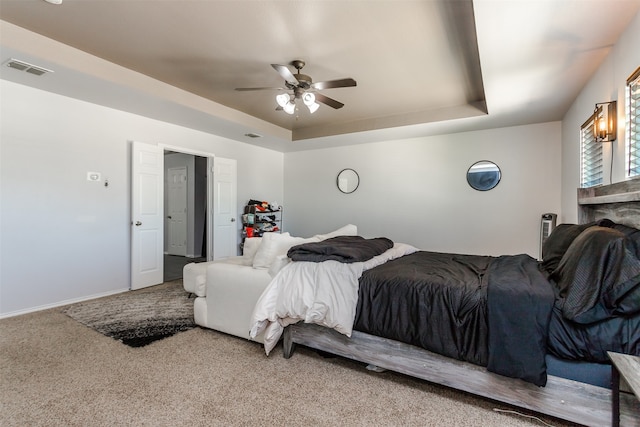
[160,144,216,262]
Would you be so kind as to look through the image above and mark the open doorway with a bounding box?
[131,142,237,289]
[163,150,208,281]
[131,141,240,289]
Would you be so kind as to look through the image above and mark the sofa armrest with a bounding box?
[205,263,272,340]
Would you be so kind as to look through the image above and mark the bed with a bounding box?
[251,180,640,426]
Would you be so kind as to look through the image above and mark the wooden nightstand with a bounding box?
[608,351,640,427]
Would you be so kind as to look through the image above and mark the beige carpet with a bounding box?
[0,284,577,427]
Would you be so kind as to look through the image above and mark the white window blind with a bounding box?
[627,67,640,177]
[581,114,602,188]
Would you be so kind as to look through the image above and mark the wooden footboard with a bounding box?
[283,323,640,427]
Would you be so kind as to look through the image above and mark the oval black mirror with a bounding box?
[467,161,501,191]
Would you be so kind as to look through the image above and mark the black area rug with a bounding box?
[63,280,195,347]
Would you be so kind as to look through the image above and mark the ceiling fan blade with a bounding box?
[315,93,344,109]
[271,64,298,85]
[235,87,284,91]
[311,78,357,90]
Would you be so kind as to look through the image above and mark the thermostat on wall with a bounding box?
[87,172,101,182]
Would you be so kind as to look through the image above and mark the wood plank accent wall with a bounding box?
[578,178,640,228]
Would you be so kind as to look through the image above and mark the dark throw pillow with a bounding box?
[552,226,640,324]
[597,219,640,258]
[541,223,593,274]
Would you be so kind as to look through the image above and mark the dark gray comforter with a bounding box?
[354,251,555,386]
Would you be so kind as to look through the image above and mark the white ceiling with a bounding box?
[1,0,639,152]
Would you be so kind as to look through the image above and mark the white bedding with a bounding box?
[249,242,418,355]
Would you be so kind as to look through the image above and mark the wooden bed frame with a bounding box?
[282,179,640,427]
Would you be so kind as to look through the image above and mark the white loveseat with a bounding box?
[183,225,357,342]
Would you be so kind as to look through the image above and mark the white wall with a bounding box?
[284,122,562,257]
[0,80,284,316]
[561,11,640,223]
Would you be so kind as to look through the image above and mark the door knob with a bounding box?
[167,215,172,219]
[135,221,142,226]
[230,218,236,222]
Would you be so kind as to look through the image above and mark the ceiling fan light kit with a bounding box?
[283,101,296,115]
[276,93,296,114]
[235,59,356,116]
[302,92,320,114]
[306,101,320,114]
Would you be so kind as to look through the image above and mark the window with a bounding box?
[581,113,602,188]
[627,67,640,178]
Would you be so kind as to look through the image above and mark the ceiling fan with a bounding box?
[235,60,357,115]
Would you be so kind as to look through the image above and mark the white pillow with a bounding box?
[253,232,310,269]
[267,236,321,277]
[242,237,263,261]
[314,224,358,241]
[268,254,291,278]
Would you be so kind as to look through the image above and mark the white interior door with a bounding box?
[167,166,187,256]
[131,141,164,290]
[213,157,237,259]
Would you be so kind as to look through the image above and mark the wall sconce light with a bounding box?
[593,101,617,142]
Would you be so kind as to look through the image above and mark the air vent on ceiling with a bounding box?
[5,59,53,76]
[244,133,262,139]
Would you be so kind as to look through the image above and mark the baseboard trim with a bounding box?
[0,288,130,319]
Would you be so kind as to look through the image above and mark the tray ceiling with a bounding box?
[1,0,639,151]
